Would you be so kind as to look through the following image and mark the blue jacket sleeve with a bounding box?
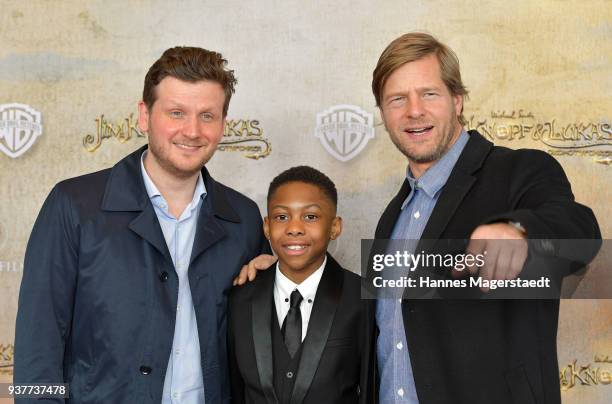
[14,185,79,403]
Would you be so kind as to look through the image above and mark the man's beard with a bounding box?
[147,135,210,179]
[389,120,458,164]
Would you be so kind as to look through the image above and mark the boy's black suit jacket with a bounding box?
[228,254,376,404]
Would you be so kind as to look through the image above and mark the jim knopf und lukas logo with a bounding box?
[0,103,43,158]
[315,104,375,162]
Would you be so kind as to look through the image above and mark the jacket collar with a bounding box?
[100,145,240,223]
[419,130,492,240]
[451,129,493,176]
[376,130,493,240]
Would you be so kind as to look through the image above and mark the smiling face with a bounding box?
[380,53,463,177]
[264,181,342,284]
[138,76,226,181]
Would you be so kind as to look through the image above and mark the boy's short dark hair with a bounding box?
[267,166,338,208]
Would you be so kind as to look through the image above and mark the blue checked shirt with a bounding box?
[140,151,207,404]
[376,130,469,403]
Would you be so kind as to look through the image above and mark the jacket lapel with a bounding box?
[367,179,411,297]
[420,130,492,240]
[189,171,241,265]
[128,204,173,265]
[99,144,242,266]
[100,145,173,265]
[375,180,411,239]
[290,255,343,404]
[377,131,493,242]
[251,267,279,404]
[189,209,227,266]
[419,172,475,241]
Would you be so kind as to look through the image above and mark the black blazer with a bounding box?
[366,130,600,404]
[228,254,376,404]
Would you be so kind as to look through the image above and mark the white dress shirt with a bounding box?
[141,151,206,404]
[273,257,326,341]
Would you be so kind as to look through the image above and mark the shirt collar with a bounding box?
[140,150,206,208]
[401,129,469,209]
[274,256,327,303]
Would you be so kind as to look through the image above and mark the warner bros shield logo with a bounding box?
[315,104,374,162]
[0,103,43,158]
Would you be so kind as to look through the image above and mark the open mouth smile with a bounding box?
[174,142,203,150]
[283,244,310,255]
[404,126,434,136]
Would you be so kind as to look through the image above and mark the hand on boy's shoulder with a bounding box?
[233,254,278,286]
[229,264,273,305]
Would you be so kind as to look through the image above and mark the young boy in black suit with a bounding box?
[228,166,374,404]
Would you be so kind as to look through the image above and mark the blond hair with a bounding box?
[372,32,469,125]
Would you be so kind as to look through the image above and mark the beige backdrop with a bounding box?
[0,1,610,403]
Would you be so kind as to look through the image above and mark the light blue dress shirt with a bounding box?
[376,130,469,403]
[140,151,207,404]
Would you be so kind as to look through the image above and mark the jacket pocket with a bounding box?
[505,364,536,404]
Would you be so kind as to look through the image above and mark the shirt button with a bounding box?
[286,371,293,379]
[172,392,178,399]
[139,365,152,375]
[175,349,181,356]
[414,211,421,219]
[397,388,404,397]
[396,342,403,350]
[177,305,181,312]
